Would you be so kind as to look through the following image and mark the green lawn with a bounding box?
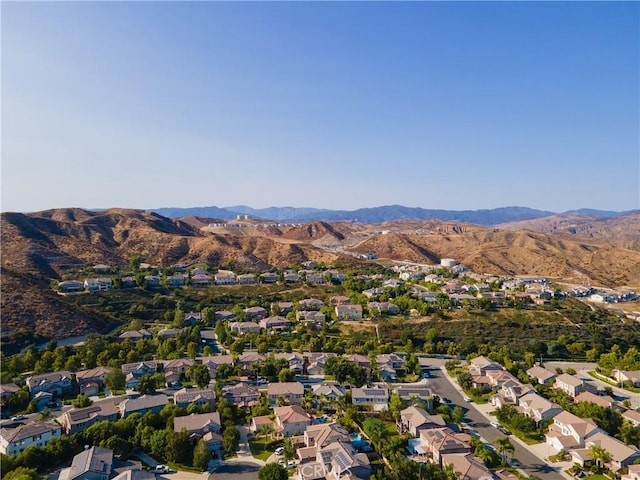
[249,438,282,461]
[582,475,610,480]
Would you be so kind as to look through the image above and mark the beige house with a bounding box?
[526,365,557,385]
[554,373,589,398]
[58,401,119,434]
[546,410,603,451]
[442,452,493,480]
[397,405,446,437]
[268,382,304,406]
[274,405,313,437]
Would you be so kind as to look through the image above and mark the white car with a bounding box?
[274,447,284,455]
[463,396,472,403]
[287,460,296,468]
[152,465,170,474]
[490,421,500,429]
[11,415,26,421]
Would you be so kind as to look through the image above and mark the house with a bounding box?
[330,295,351,305]
[76,366,113,395]
[326,270,348,283]
[190,274,212,286]
[623,409,640,427]
[335,304,363,321]
[573,432,640,472]
[120,276,137,288]
[351,387,389,410]
[84,278,112,292]
[93,264,111,273]
[260,272,279,284]
[574,391,617,410]
[298,298,324,310]
[519,393,563,424]
[274,353,305,375]
[420,427,472,465]
[121,361,158,389]
[296,311,326,328]
[58,280,85,293]
[273,405,313,436]
[297,440,371,480]
[0,421,62,455]
[58,401,119,434]
[183,312,202,326]
[367,302,399,315]
[362,287,384,298]
[250,416,276,434]
[119,395,168,418]
[163,358,194,378]
[259,316,291,331]
[243,306,268,320]
[343,354,371,371]
[26,371,73,396]
[0,383,21,403]
[623,464,640,480]
[491,379,534,407]
[200,355,234,379]
[397,406,445,436]
[143,275,160,288]
[306,273,326,285]
[173,387,215,409]
[167,275,188,287]
[301,422,351,450]
[613,370,640,387]
[546,410,603,451]
[58,446,113,480]
[393,385,434,407]
[34,391,54,410]
[221,383,260,407]
[214,310,235,321]
[283,272,300,283]
[554,373,589,398]
[311,383,346,405]
[383,279,402,289]
[268,382,305,406]
[237,352,266,370]
[173,412,221,437]
[214,273,236,285]
[229,321,261,335]
[305,352,337,376]
[441,452,493,480]
[526,365,557,385]
[157,328,183,340]
[275,301,294,315]
[117,330,153,342]
[237,273,258,285]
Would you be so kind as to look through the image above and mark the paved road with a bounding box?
[422,359,566,480]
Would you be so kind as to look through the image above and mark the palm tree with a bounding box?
[588,444,611,470]
[474,444,494,466]
[495,437,515,464]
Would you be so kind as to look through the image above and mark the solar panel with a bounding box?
[334,451,352,472]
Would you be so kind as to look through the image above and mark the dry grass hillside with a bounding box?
[497,211,640,240]
[2,207,639,342]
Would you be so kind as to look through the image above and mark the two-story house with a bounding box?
[0,421,62,455]
[268,382,305,406]
[26,371,73,396]
[58,446,113,480]
[58,401,119,434]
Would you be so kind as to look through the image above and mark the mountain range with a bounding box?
[150,204,629,225]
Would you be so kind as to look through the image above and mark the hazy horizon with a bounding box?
[3,2,639,213]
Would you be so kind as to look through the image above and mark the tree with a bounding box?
[258,463,288,480]
[222,425,240,453]
[149,429,170,459]
[136,374,157,395]
[104,369,126,393]
[588,444,611,469]
[451,405,465,425]
[389,393,404,420]
[495,437,514,464]
[278,368,295,383]
[166,429,191,464]
[72,394,92,408]
[3,467,42,480]
[283,437,296,462]
[187,364,211,388]
[362,418,387,450]
[193,439,211,471]
[129,255,142,271]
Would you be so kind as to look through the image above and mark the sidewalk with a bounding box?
[439,366,574,480]
[226,425,265,466]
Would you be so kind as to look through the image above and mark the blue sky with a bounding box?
[2,1,639,213]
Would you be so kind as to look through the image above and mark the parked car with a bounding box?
[11,415,25,421]
[152,465,170,474]
[275,447,284,455]
[463,396,472,403]
[490,421,500,429]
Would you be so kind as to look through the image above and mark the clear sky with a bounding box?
[2,1,639,213]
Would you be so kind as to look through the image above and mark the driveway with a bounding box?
[207,462,259,480]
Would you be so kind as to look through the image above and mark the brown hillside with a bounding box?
[497,211,640,240]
